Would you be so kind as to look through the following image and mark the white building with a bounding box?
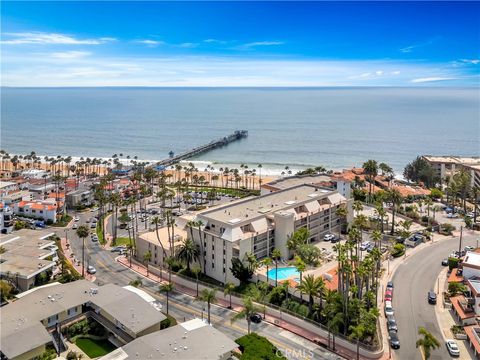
[22,168,49,179]
[462,251,480,280]
[422,155,480,188]
[13,199,58,223]
[0,181,18,197]
[189,184,351,285]
[0,203,14,234]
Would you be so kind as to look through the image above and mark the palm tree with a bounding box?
[191,265,201,297]
[362,160,378,203]
[143,250,152,276]
[231,296,261,334]
[335,206,348,237]
[262,257,273,286]
[159,282,174,315]
[197,288,217,324]
[76,225,89,277]
[293,256,306,300]
[151,216,168,262]
[387,188,403,235]
[271,248,282,287]
[176,238,200,272]
[224,282,236,309]
[296,274,322,315]
[349,323,365,360]
[352,200,363,217]
[416,327,440,359]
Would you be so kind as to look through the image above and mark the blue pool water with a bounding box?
[267,267,300,280]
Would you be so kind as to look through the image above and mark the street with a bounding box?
[392,234,478,360]
[62,209,342,360]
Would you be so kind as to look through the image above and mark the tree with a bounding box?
[349,323,365,360]
[416,327,440,359]
[262,257,273,285]
[387,189,403,235]
[271,248,282,287]
[231,296,262,334]
[224,282,236,309]
[336,206,348,236]
[0,280,12,301]
[230,257,254,283]
[404,156,438,187]
[197,288,217,324]
[296,244,322,266]
[353,201,363,217]
[362,160,378,203]
[296,274,323,315]
[159,282,174,315]
[143,250,152,276]
[176,238,200,272]
[191,265,201,297]
[286,227,310,254]
[76,225,89,277]
[293,256,306,297]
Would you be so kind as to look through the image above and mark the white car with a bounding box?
[74,217,80,222]
[324,233,336,241]
[465,246,474,252]
[87,265,97,274]
[360,241,371,251]
[446,339,460,357]
[72,224,78,229]
[384,301,394,316]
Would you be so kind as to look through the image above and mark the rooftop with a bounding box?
[423,155,480,166]
[0,280,166,359]
[100,319,238,360]
[199,184,342,225]
[463,251,480,268]
[262,174,333,191]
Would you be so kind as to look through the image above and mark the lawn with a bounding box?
[236,333,286,360]
[114,237,133,247]
[75,338,117,358]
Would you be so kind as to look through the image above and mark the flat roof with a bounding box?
[463,251,480,268]
[100,320,238,360]
[0,181,16,188]
[199,184,342,225]
[0,280,166,359]
[423,155,480,166]
[262,174,333,191]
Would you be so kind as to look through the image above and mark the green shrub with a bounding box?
[236,333,287,360]
[391,243,405,258]
[448,257,459,270]
[268,285,287,306]
[440,223,455,235]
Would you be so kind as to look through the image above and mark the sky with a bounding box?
[1,1,479,87]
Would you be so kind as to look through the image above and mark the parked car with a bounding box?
[465,246,474,252]
[385,290,393,301]
[250,313,262,324]
[446,339,460,357]
[324,233,336,242]
[86,218,91,223]
[384,301,394,316]
[441,258,449,266]
[72,223,78,229]
[87,265,96,274]
[74,217,80,222]
[90,223,96,229]
[387,281,394,290]
[360,241,371,251]
[386,315,398,332]
[389,331,400,349]
[428,291,437,304]
[366,243,375,253]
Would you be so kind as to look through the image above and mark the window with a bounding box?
[324,224,329,229]
[212,262,215,269]
[211,224,216,228]
[67,307,76,316]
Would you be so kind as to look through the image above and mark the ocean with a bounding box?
[1,87,478,175]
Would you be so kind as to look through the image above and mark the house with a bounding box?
[0,280,166,360]
[422,155,480,188]
[462,252,480,280]
[13,200,58,223]
[188,184,351,285]
[0,180,18,197]
[66,189,93,209]
[22,169,49,179]
[464,325,480,359]
[100,318,238,360]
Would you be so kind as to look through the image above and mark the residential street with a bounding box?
[391,233,478,360]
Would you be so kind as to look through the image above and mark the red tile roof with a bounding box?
[451,295,476,320]
[464,325,480,354]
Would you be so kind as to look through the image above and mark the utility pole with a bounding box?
[458,226,463,255]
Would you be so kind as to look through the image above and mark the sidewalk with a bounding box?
[116,256,384,360]
[60,237,96,282]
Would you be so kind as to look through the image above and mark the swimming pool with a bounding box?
[267,267,300,281]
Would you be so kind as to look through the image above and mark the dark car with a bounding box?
[428,291,437,304]
[387,281,394,290]
[387,315,398,332]
[389,331,400,349]
[250,313,262,324]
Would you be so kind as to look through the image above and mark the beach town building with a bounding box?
[187,184,351,285]
[0,180,18,197]
[1,189,33,205]
[261,174,353,199]
[21,168,49,179]
[0,203,14,233]
[0,280,166,360]
[100,318,238,360]
[422,155,480,188]
[65,189,93,209]
[12,199,58,223]
[0,229,58,292]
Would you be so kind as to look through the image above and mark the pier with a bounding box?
[158,130,248,166]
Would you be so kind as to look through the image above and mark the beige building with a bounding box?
[100,318,238,360]
[188,184,351,285]
[0,280,166,360]
[422,155,480,188]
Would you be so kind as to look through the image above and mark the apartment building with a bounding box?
[422,155,480,188]
[66,188,93,209]
[189,184,351,285]
[0,280,166,360]
[0,203,14,234]
[13,199,58,223]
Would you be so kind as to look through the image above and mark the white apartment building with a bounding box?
[189,184,352,285]
[13,199,58,223]
[422,155,480,188]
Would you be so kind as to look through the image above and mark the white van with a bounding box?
[385,301,394,316]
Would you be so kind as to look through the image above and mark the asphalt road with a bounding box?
[392,234,478,360]
[62,209,342,360]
